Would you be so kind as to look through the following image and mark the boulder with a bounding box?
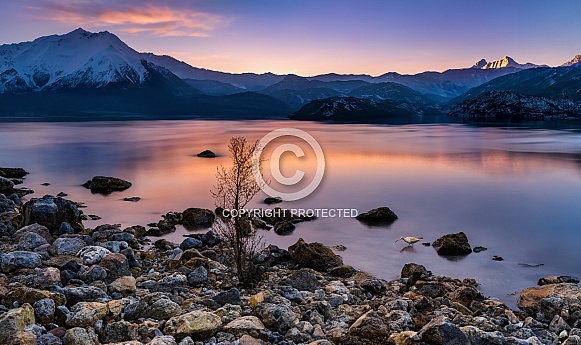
[264,196,283,205]
[224,316,266,337]
[285,269,320,292]
[417,316,468,345]
[132,293,182,321]
[65,301,108,327]
[181,208,215,230]
[78,246,112,265]
[33,298,55,325]
[518,283,581,322]
[288,238,343,271]
[197,150,216,158]
[256,302,296,332]
[0,303,36,345]
[164,310,222,341]
[355,207,398,225]
[108,276,137,296]
[214,288,242,306]
[63,327,99,345]
[99,253,131,282]
[22,196,83,232]
[274,221,295,235]
[0,176,14,195]
[99,320,140,344]
[149,336,178,345]
[16,231,48,251]
[57,286,110,306]
[52,237,86,255]
[82,176,132,194]
[0,251,42,272]
[432,232,472,256]
[0,167,29,178]
[187,266,208,286]
[538,276,580,286]
[348,310,391,339]
[180,237,203,250]
[401,263,431,286]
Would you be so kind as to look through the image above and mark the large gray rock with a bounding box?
[187,266,208,286]
[82,176,132,195]
[129,293,182,321]
[418,316,469,345]
[33,298,55,325]
[52,237,86,255]
[288,238,343,271]
[77,246,112,265]
[432,232,472,256]
[285,268,320,292]
[0,251,42,272]
[256,302,297,332]
[22,196,83,232]
[16,231,48,251]
[56,286,110,306]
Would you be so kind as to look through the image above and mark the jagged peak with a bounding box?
[562,54,581,67]
[471,59,488,69]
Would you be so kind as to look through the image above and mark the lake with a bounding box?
[2,119,581,308]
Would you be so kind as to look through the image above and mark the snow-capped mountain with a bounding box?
[0,28,174,94]
[562,55,581,67]
[471,56,541,70]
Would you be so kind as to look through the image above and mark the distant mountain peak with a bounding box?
[471,59,488,69]
[562,54,581,67]
[477,56,540,70]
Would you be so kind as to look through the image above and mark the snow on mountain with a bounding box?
[0,28,155,93]
[471,59,488,69]
[476,56,540,70]
[562,55,581,67]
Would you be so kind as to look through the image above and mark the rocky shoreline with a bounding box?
[1,171,581,345]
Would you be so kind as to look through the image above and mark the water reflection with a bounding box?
[1,120,581,308]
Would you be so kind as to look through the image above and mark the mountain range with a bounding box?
[0,28,579,122]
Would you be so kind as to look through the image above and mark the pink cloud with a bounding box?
[29,1,225,37]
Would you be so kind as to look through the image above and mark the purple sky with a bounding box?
[1,0,580,76]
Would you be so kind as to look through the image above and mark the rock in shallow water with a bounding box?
[288,238,343,271]
[432,232,472,256]
[82,176,132,195]
[22,196,84,232]
[355,206,398,225]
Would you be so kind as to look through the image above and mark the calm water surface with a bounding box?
[2,120,581,308]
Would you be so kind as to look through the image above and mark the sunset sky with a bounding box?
[1,0,580,76]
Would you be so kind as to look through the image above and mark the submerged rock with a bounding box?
[197,150,216,158]
[432,232,472,256]
[82,176,132,195]
[538,276,580,286]
[355,207,398,225]
[0,167,29,179]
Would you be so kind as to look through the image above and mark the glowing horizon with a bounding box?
[1,0,580,76]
